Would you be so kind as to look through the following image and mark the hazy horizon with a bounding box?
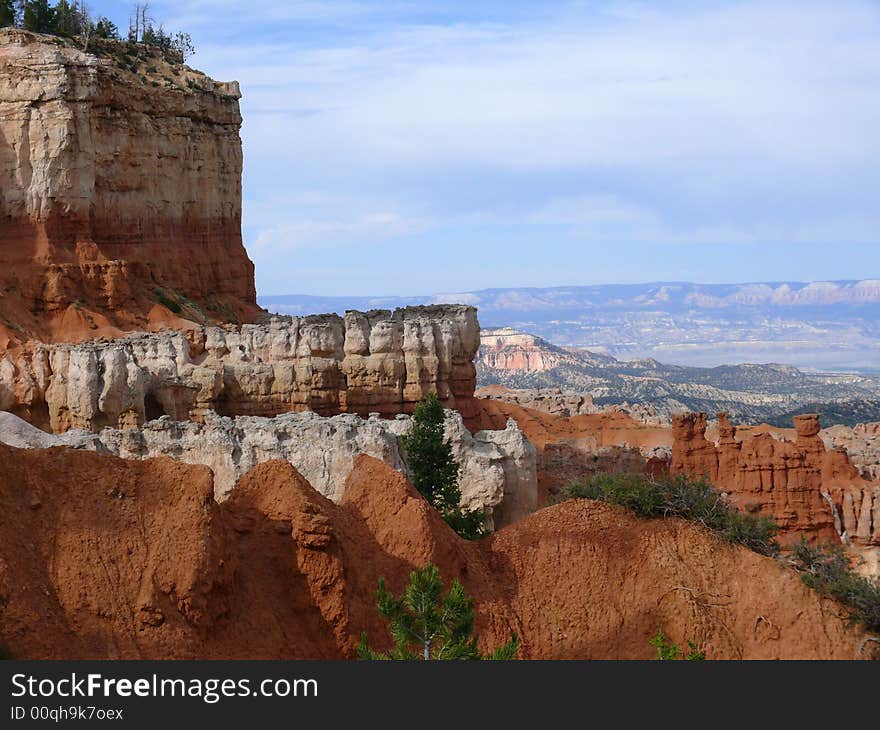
[258,276,880,301]
[258,279,880,372]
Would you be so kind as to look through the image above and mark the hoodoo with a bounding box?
[670,412,880,557]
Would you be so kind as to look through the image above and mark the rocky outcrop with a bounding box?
[95,410,536,530]
[670,412,879,556]
[477,385,671,427]
[823,422,880,482]
[0,446,871,660]
[0,29,259,343]
[0,306,481,431]
[0,405,536,530]
[476,385,598,417]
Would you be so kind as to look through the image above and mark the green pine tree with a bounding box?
[52,0,79,36]
[93,16,119,39]
[357,564,520,660]
[0,0,16,28]
[22,0,56,33]
[401,393,486,539]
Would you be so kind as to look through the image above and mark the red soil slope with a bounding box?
[0,446,869,660]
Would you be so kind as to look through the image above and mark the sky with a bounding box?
[88,0,880,296]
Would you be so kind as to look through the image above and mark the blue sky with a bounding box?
[88,1,880,296]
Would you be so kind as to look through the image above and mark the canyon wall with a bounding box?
[0,29,259,343]
[670,412,879,556]
[0,306,481,430]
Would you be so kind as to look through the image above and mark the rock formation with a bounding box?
[479,328,569,371]
[823,422,880,482]
[0,306,481,431]
[0,407,537,530]
[0,446,871,660]
[476,385,598,417]
[477,385,671,426]
[670,413,879,558]
[0,29,260,343]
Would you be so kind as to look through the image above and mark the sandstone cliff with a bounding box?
[0,447,870,660]
[670,413,880,562]
[0,29,259,344]
[0,306,481,430]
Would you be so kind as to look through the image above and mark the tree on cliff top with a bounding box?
[0,1,16,28]
[21,0,55,33]
[357,564,520,661]
[401,393,486,540]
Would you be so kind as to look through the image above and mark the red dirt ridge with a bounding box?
[0,445,868,660]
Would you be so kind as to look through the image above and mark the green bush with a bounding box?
[154,288,183,314]
[650,629,705,660]
[791,540,880,633]
[554,473,780,557]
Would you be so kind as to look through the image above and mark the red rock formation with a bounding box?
[0,30,261,345]
[670,412,873,545]
[0,445,871,660]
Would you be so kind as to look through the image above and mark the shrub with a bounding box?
[554,473,780,557]
[791,540,880,634]
[357,564,519,660]
[154,288,183,314]
[650,629,705,660]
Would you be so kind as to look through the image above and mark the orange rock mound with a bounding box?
[0,446,868,660]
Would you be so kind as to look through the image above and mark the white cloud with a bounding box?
[117,0,880,286]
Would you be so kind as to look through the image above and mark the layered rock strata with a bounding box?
[670,412,879,555]
[0,29,259,342]
[0,406,536,530]
[0,306,480,430]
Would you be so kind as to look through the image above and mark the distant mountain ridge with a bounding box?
[476,328,880,426]
[260,279,880,371]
